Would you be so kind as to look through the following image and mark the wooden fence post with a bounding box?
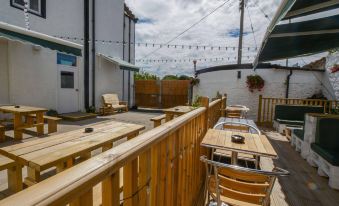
[257,95,263,125]
[221,96,226,117]
[198,97,209,131]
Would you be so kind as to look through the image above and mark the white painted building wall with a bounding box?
[0,40,9,105]
[0,40,84,111]
[194,68,324,120]
[94,56,124,109]
[0,0,137,112]
[0,1,83,39]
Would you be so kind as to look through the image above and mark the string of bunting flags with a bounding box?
[53,35,258,51]
[136,56,255,63]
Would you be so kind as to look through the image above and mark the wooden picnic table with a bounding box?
[163,106,196,121]
[0,105,48,140]
[201,129,277,168]
[0,121,144,189]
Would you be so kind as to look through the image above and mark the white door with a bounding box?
[57,65,79,114]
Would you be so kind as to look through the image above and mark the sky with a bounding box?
[125,0,329,77]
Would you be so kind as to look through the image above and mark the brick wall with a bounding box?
[193,68,323,120]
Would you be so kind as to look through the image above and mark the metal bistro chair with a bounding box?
[201,156,289,206]
[226,105,249,119]
[213,121,261,135]
[213,121,261,168]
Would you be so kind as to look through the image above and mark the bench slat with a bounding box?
[27,114,61,121]
[150,114,166,121]
[0,155,15,171]
[16,123,44,131]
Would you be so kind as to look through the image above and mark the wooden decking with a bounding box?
[261,130,339,206]
[0,110,338,205]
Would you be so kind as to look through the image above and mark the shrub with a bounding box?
[134,71,159,80]
[46,109,58,117]
[86,106,96,113]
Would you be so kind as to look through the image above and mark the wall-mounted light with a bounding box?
[237,71,241,79]
[32,45,42,52]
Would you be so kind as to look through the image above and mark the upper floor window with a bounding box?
[11,0,46,18]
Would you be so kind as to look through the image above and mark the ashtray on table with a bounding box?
[85,128,94,133]
[231,135,245,144]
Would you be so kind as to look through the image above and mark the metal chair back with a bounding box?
[213,121,261,135]
[226,105,249,118]
[201,156,289,206]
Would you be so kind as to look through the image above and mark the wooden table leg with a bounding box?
[36,112,44,136]
[102,143,113,152]
[13,114,23,140]
[24,167,40,186]
[254,155,260,169]
[231,151,238,165]
[165,114,174,122]
[7,163,23,193]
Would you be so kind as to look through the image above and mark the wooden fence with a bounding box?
[135,80,191,108]
[257,95,339,126]
[208,97,226,128]
[0,97,227,206]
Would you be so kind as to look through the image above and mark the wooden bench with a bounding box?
[26,114,62,134]
[100,94,128,115]
[0,125,5,142]
[150,114,166,127]
[0,155,22,193]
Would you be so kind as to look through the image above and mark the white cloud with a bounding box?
[126,0,329,77]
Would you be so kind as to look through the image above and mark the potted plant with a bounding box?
[330,64,339,73]
[246,75,265,92]
[190,78,200,86]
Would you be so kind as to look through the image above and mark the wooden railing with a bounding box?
[208,96,227,128]
[257,95,339,126]
[0,97,218,206]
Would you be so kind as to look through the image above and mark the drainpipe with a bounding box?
[128,18,131,107]
[91,0,96,107]
[84,0,90,110]
[122,15,125,101]
[133,18,137,108]
[285,69,293,98]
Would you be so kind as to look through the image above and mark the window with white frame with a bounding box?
[11,0,45,17]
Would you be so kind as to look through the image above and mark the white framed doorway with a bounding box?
[57,53,80,114]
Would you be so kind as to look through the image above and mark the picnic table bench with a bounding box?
[163,106,196,121]
[0,155,21,193]
[0,125,4,142]
[0,105,48,140]
[150,114,166,127]
[0,121,144,189]
[26,114,62,134]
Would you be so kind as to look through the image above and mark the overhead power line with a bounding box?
[141,0,235,59]
[252,0,271,21]
[246,4,257,48]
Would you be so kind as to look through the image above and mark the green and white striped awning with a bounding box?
[255,0,339,65]
[0,21,82,56]
[99,54,139,72]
